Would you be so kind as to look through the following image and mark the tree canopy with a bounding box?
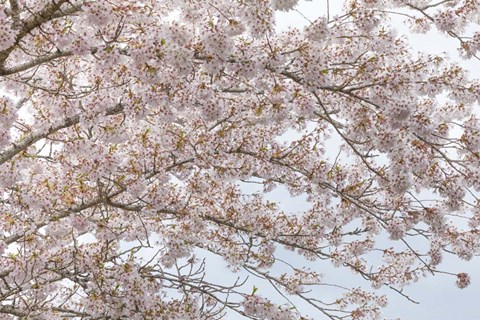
[1,0,480,319]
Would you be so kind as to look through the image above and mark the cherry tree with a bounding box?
[1,0,480,318]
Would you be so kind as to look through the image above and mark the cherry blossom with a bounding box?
[1,0,480,319]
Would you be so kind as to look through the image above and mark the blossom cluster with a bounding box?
[0,11,15,51]
[0,0,480,319]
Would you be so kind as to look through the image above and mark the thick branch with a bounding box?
[0,305,28,317]
[0,103,123,166]
[0,0,83,69]
[3,187,124,245]
[0,50,73,76]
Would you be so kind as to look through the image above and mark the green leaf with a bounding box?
[252,285,258,295]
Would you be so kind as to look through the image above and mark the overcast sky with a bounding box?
[268,1,480,319]
[131,2,480,319]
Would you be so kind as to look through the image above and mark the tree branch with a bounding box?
[0,102,123,166]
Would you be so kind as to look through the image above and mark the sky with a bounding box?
[1,1,479,319]
[39,1,480,319]
[267,1,480,319]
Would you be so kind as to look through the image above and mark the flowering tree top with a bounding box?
[1,0,480,319]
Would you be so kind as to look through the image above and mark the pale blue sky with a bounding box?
[130,2,480,319]
[271,1,480,319]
